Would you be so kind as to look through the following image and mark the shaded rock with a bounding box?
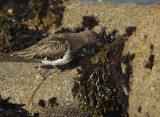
[0,96,31,117]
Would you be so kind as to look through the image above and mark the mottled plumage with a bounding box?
[12,30,99,73]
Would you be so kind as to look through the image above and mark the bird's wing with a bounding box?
[12,35,70,61]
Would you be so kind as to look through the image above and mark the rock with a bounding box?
[62,1,148,34]
[122,2,160,117]
[0,1,159,116]
[0,62,84,116]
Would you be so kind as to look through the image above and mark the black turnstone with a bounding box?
[11,30,99,76]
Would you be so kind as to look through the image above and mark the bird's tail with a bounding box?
[11,49,35,59]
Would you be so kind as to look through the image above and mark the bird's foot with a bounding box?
[38,71,47,78]
[60,69,71,74]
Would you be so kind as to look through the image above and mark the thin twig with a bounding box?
[28,76,46,107]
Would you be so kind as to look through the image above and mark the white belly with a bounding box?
[40,49,73,66]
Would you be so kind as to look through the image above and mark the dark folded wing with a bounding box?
[12,36,69,61]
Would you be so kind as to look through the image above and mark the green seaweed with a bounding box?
[29,0,58,26]
[72,26,136,116]
[74,52,118,116]
[0,8,21,51]
[73,38,124,116]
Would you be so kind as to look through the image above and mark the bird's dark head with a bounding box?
[87,30,100,46]
[97,27,107,43]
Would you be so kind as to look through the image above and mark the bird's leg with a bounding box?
[53,66,61,74]
[55,65,71,74]
[38,62,46,77]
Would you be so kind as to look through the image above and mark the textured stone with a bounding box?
[0,62,81,116]
[122,3,160,117]
[62,1,148,34]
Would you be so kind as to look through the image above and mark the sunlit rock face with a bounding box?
[122,3,160,117]
[74,0,160,5]
[62,1,148,34]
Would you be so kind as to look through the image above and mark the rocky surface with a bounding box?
[122,2,160,117]
[0,62,86,116]
[0,1,160,117]
[62,1,148,34]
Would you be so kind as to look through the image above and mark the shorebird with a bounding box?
[11,30,99,76]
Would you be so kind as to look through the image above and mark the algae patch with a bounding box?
[72,26,136,116]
